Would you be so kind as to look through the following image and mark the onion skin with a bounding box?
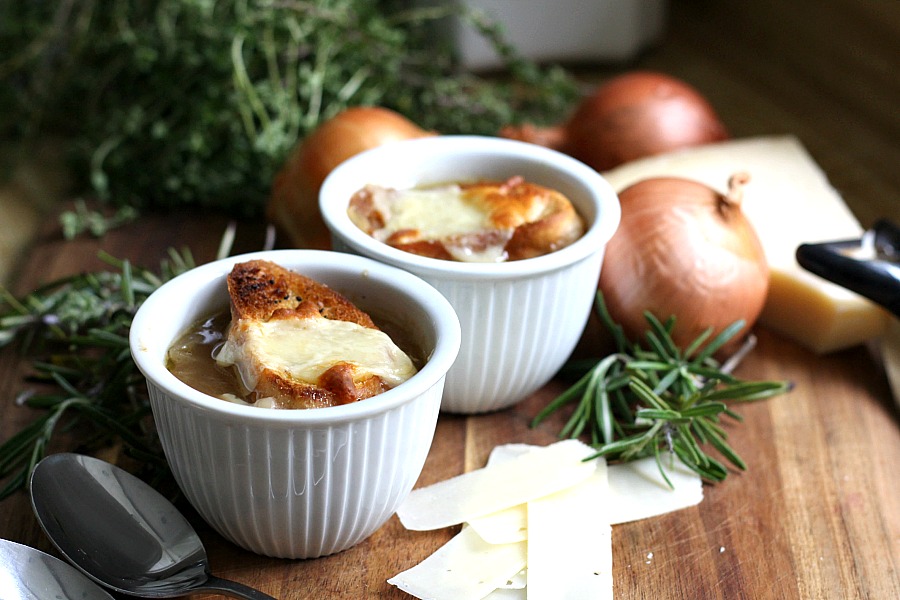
[598,174,769,351]
[267,106,433,249]
[500,71,729,171]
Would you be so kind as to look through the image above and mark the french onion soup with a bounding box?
[347,176,585,262]
[167,260,419,409]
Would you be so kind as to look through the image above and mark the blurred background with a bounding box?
[1,0,898,283]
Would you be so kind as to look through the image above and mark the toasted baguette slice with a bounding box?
[216,260,416,409]
[347,176,585,262]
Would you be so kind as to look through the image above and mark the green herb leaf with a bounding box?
[1,1,579,220]
[532,292,792,485]
[0,249,197,500]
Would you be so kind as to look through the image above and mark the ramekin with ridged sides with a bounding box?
[129,250,460,559]
[319,136,620,413]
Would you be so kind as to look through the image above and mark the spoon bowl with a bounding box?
[0,538,115,600]
[30,453,275,599]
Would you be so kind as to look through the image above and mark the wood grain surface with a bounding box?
[1,1,899,599]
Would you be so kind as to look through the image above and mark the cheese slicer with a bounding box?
[798,218,900,407]
[796,218,900,317]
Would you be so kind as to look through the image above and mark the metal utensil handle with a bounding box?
[196,575,278,600]
[796,219,900,317]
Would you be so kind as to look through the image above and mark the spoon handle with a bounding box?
[197,575,278,600]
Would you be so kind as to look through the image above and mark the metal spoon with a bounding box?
[29,453,276,599]
[0,538,115,600]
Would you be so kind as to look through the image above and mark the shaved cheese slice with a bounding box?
[466,445,532,544]
[487,443,534,463]
[499,569,526,590]
[484,589,525,599]
[484,589,526,599]
[467,505,527,544]
[390,443,705,599]
[527,458,612,599]
[607,456,703,524]
[397,439,596,531]
[387,526,526,600]
[467,445,705,543]
[602,136,888,353]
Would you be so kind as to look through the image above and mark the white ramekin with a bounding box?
[319,136,620,413]
[130,250,460,559]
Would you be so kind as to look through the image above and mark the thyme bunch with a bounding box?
[0,1,579,217]
[0,249,196,499]
[533,294,792,485]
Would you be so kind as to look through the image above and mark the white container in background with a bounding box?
[444,0,668,69]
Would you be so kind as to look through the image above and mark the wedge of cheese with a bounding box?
[602,136,888,353]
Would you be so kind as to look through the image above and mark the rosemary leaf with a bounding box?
[652,365,682,396]
[703,380,793,402]
[694,320,747,362]
[652,444,674,489]
[679,403,728,418]
[0,248,196,500]
[644,312,680,360]
[635,408,686,422]
[532,371,590,424]
[628,379,673,412]
[533,292,792,484]
[674,426,708,469]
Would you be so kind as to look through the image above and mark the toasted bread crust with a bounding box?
[223,260,392,408]
[227,259,376,328]
[250,362,393,410]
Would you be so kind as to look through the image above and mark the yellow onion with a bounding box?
[267,106,433,249]
[501,71,729,171]
[598,173,769,351]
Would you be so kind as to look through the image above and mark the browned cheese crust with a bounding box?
[348,176,585,262]
[225,260,391,409]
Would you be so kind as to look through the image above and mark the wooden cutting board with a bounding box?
[0,206,897,600]
[1,1,898,597]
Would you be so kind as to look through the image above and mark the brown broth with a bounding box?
[166,312,242,400]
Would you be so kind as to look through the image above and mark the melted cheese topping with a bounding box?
[368,184,491,240]
[357,184,512,263]
[351,178,587,263]
[216,317,417,392]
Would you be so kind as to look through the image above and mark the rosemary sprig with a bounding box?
[0,248,196,499]
[533,293,792,485]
